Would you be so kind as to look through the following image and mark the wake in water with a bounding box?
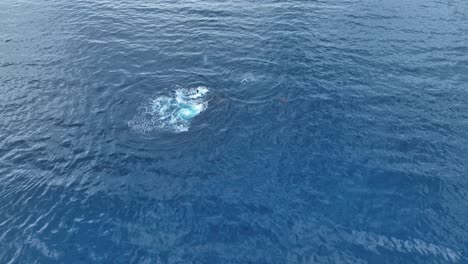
[129,86,209,133]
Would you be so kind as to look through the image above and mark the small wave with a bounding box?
[128,86,209,133]
[348,231,462,262]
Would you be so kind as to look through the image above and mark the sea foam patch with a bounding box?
[129,86,209,133]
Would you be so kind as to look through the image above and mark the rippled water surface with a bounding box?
[1,0,468,263]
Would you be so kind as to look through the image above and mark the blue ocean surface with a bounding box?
[1,0,467,263]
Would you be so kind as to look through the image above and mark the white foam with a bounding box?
[129,86,209,134]
[241,72,255,84]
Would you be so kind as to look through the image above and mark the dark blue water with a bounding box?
[1,0,468,263]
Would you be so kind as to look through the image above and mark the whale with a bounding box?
[129,86,210,133]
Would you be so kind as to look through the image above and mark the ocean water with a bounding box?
[1,0,468,263]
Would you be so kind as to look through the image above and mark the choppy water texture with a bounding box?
[1,0,468,263]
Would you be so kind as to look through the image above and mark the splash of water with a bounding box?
[129,86,209,133]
